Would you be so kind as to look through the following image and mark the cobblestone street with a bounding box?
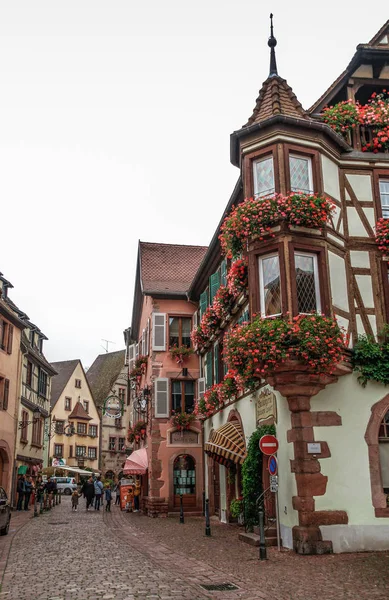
[1,498,388,600]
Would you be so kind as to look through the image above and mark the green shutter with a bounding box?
[206,352,213,389]
[209,271,221,304]
[214,344,219,384]
[220,259,227,286]
[200,291,208,318]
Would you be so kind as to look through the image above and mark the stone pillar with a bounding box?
[267,360,350,555]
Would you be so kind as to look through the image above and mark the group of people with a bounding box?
[72,476,141,513]
[16,474,55,511]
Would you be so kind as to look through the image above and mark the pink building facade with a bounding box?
[127,242,207,516]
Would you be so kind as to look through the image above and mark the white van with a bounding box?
[50,477,78,495]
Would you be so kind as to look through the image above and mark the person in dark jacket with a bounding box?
[45,477,55,507]
[16,475,26,511]
[24,476,33,511]
[81,477,95,511]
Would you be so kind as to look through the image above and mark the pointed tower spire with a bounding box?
[268,13,278,77]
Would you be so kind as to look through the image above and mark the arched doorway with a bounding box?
[0,446,10,493]
[379,410,389,494]
[173,455,196,509]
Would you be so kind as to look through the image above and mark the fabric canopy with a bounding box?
[123,448,148,475]
[205,421,246,466]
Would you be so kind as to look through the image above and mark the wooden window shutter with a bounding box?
[220,259,227,286]
[209,271,221,304]
[154,378,169,418]
[193,310,198,330]
[3,379,9,410]
[142,329,146,355]
[205,352,213,389]
[136,343,139,359]
[214,344,219,385]
[197,377,206,399]
[7,325,13,354]
[128,344,136,374]
[145,319,150,356]
[152,313,166,351]
[199,291,208,318]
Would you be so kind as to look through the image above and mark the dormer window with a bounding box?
[253,156,275,198]
[75,379,81,389]
[289,155,313,194]
[380,180,389,218]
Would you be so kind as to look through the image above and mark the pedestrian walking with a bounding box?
[71,489,80,512]
[44,477,55,508]
[36,476,45,507]
[104,485,112,512]
[94,476,104,510]
[81,477,95,511]
[115,481,121,506]
[16,475,25,511]
[133,478,141,513]
[24,476,33,511]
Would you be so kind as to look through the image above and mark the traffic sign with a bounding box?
[270,475,278,492]
[259,434,279,456]
[268,455,278,476]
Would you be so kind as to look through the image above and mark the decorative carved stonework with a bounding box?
[170,430,199,445]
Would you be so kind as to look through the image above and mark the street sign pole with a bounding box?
[275,489,281,552]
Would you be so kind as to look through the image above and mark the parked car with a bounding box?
[43,477,78,495]
[0,487,11,536]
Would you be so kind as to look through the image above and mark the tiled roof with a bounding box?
[50,360,80,409]
[68,400,92,421]
[245,75,309,127]
[139,242,208,295]
[87,350,126,408]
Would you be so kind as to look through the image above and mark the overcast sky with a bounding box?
[1,2,387,368]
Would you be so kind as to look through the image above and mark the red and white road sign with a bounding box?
[259,434,279,456]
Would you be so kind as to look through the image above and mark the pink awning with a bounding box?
[123,448,148,475]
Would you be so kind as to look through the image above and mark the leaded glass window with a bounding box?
[379,180,389,218]
[289,155,313,193]
[295,253,321,314]
[258,254,282,317]
[253,156,275,198]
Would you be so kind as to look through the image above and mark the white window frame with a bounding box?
[258,253,282,318]
[253,155,275,199]
[294,251,321,314]
[289,154,314,194]
[379,179,389,219]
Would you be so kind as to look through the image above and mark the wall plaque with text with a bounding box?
[170,430,199,445]
[256,387,277,424]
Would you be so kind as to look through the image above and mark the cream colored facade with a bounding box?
[50,361,101,472]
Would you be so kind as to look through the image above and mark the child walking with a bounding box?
[72,489,80,512]
[105,485,112,512]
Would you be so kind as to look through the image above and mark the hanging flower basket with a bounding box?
[169,345,194,364]
[227,258,248,297]
[129,356,148,379]
[170,411,196,431]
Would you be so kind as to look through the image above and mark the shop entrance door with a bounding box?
[173,455,196,509]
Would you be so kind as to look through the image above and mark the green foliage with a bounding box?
[352,328,389,387]
[229,497,244,518]
[242,424,276,531]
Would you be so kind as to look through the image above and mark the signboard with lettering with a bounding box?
[170,430,199,445]
[256,387,277,424]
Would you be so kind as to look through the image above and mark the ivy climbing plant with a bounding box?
[241,423,276,531]
[352,327,389,387]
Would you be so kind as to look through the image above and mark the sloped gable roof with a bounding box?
[68,400,92,421]
[245,75,310,127]
[87,350,126,408]
[309,20,389,114]
[50,360,80,408]
[139,241,208,295]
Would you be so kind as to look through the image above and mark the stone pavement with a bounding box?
[104,507,389,600]
[1,498,389,600]
[0,509,32,587]
[0,497,265,600]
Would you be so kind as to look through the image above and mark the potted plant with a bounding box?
[229,497,244,523]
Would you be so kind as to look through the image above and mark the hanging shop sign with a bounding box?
[255,386,277,425]
[52,458,66,467]
[103,393,124,419]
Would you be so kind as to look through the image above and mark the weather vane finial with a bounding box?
[268,13,278,77]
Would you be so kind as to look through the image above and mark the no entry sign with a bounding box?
[259,434,279,456]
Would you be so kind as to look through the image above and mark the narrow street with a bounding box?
[1,498,388,600]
